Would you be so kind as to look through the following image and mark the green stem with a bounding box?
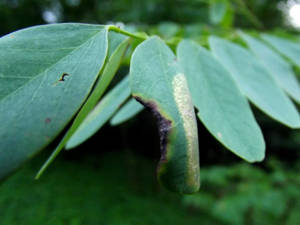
[109,25,180,48]
[108,25,147,41]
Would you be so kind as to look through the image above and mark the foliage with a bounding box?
[0,0,300,193]
[130,37,200,193]
[0,152,215,225]
[1,151,300,225]
[183,159,300,225]
[0,0,284,36]
[0,24,108,178]
[177,39,265,161]
[0,20,299,192]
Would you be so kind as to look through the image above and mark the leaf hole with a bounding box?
[58,73,70,82]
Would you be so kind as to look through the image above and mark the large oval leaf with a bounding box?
[66,76,131,149]
[130,37,200,194]
[177,40,265,162]
[63,32,130,148]
[36,32,129,178]
[0,23,108,179]
[209,36,300,129]
[240,32,300,104]
[261,34,300,68]
[110,98,144,126]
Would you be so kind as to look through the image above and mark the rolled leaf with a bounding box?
[177,40,265,162]
[0,23,108,179]
[130,37,200,194]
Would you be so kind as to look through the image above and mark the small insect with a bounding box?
[58,73,70,82]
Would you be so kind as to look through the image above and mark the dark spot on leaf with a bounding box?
[58,73,70,82]
[134,96,172,164]
[45,118,51,124]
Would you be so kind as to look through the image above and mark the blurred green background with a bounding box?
[0,0,300,224]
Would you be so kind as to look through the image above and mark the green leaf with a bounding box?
[209,0,227,25]
[110,98,144,126]
[130,37,200,194]
[220,2,234,28]
[157,22,180,39]
[65,76,131,149]
[177,40,265,162]
[0,23,108,179]
[261,34,300,68]
[66,33,129,132]
[35,32,129,178]
[239,32,300,104]
[209,36,300,129]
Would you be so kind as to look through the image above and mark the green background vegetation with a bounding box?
[1,149,300,225]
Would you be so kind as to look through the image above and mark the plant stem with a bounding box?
[108,25,147,41]
[109,25,180,48]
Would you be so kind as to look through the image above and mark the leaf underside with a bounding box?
[35,32,129,178]
[239,32,300,104]
[0,23,108,179]
[0,22,299,192]
[65,76,131,149]
[209,36,300,129]
[130,37,200,194]
[177,40,265,162]
[110,98,144,126]
[261,34,300,68]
